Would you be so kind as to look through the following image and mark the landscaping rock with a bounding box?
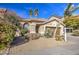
[25,33,41,40]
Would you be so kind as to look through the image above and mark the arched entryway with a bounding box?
[23,23,29,29]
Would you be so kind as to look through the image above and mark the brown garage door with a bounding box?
[45,27,61,37]
[45,27,56,37]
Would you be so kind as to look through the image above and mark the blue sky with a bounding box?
[0,3,79,19]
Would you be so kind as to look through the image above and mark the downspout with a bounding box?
[64,27,67,42]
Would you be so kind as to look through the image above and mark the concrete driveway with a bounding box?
[9,33,79,55]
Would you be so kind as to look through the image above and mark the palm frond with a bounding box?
[71,6,79,13]
[64,3,73,17]
[65,3,72,11]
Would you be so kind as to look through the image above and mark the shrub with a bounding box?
[25,33,41,40]
[63,16,79,29]
[55,35,64,41]
[0,22,16,50]
[0,43,6,50]
[20,28,28,36]
[72,30,79,36]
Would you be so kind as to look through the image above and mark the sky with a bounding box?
[0,3,79,19]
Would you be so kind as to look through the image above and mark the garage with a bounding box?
[45,26,61,38]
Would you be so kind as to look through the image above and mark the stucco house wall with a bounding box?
[38,20,64,36]
[20,17,65,36]
[28,22,36,33]
[38,25,45,35]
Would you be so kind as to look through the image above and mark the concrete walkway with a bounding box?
[9,33,79,55]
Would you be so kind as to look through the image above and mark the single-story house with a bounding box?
[20,16,65,37]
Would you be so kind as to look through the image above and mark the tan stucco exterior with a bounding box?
[20,17,65,36]
[38,20,64,36]
[28,22,36,33]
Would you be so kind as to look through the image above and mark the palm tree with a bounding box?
[34,9,38,17]
[64,3,79,17]
[64,3,72,17]
[29,8,33,18]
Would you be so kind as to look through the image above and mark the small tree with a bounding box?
[63,16,79,29]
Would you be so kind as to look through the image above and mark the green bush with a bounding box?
[0,43,6,50]
[72,30,79,36]
[55,35,63,41]
[63,16,79,29]
[20,28,28,36]
[0,22,16,50]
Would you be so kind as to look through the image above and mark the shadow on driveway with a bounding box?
[10,36,29,47]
